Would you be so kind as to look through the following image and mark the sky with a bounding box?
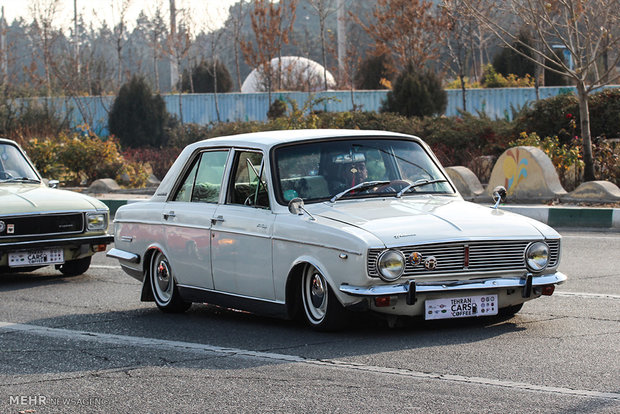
[0,0,238,32]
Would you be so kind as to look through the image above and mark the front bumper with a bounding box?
[340,272,567,298]
[0,234,114,251]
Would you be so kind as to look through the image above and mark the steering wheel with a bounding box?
[374,180,411,193]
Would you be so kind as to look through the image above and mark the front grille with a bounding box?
[0,213,84,238]
[368,239,561,277]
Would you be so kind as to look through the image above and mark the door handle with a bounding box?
[163,211,176,220]
[211,215,225,225]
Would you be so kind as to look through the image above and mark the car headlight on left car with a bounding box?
[525,241,549,272]
[87,212,108,231]
[377,250,405,282]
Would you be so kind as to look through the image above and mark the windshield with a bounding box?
[274,138,453,204]
[0,143,40,182]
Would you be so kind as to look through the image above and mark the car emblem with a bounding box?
[0,221,5,233]
[424,256,437,270]
[408,252,423,266]
[7,224,14,234]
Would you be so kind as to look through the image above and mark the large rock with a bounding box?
[487,146,567,202]
[561,181,620,203]
[87,178,121,193]
[445,166,484,200]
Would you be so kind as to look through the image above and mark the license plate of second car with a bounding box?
[8,248,64,267]
[425,294,498,320]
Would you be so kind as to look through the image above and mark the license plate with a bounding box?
[425,294,498,320]
[8,248,64,267]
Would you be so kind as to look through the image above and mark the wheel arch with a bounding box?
[140,244,166,302]
[284,257,339,319]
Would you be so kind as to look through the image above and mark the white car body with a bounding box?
[108,129,566,330]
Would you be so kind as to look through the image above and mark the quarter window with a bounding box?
[229,151,269,208]
[173,150,229,203]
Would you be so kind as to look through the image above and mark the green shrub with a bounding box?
[0,100,70,144]
[492,31,536,79]
[381,63,447,117]
[108,76,169,148]
[513,92,579,145]
[589,89,620,139]
[181,60,233,93]
[26,133,148,187]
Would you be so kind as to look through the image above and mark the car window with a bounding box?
[173,150,229,203]
[0,143,39,181]
[229,151,269,209]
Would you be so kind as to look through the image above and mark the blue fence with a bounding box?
[18,86,618,136]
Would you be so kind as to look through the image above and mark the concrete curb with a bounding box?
[100,199,620,230]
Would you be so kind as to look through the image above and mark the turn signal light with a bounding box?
[374,296,392,307]
[541,285,555,296]
[93,244,107,252]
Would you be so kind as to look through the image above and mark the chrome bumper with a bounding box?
[0,234,114,250]
[106,248,140,263]
[340,272,567,297]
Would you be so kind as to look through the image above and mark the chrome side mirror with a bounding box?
[48,179,59,188]
[288,198,315,221]
[492,186,507,209]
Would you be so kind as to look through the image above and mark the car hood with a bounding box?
[314,196,555,247]
[0,184,107,215]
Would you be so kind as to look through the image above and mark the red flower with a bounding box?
[565,113,573,119]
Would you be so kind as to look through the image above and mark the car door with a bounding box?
[211,149,276,300]
[162,149,230,290]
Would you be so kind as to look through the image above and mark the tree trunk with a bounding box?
[576,81,595,181]
[460,73,466,112]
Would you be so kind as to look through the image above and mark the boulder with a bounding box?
[561,181,620,203]
[445,166,484,200]
[87,178,121,193]
[487,146,566,202]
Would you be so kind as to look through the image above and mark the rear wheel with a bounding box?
[149,250,191,313]
[301,264,347,331]
[58,256,91,276]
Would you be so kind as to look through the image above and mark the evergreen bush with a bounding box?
[181,60,233,93]
[381,63,447,117]
[108,76,169,148]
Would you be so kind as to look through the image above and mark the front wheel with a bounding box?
[149,250,191,313]
[58,256,91,276]
[301,264,348,331]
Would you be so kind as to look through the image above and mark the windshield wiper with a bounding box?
[330,180,390,203]
[3,177,41,184]
[396,179,448,198]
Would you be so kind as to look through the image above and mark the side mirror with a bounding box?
[48,179,59,189]
[492,186,507,209]
[288,198,315,221]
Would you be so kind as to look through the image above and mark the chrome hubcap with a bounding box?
[303,266,328,322]
[310,273,325,308]
[152,253,173,303]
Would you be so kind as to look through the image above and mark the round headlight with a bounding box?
[376,250,405,282]
[525,242,549,272]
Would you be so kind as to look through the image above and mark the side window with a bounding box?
[230,151,270,209]
[173,150,229,203]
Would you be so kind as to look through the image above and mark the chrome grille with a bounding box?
[0,213,84,238]
[368,239,561,277]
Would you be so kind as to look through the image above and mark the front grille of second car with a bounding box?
[367,239,560,278]
[0,213,85,238]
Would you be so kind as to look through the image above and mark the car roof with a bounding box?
[190,129,419,151]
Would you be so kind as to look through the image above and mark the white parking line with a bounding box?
[555,291,620,300]
[1,321,618,402]
[90,265,122,270]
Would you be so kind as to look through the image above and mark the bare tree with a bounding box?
[241,0,297,103]
[307,0,339,90]
[110,0,132,88]
[227,0,248,91]
[354,0,450,72]
[462,0,620,181]
[165,6,193,123]
[29,0,61,96]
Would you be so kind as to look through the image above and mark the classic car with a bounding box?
[0,138,113,276]
[107,129,566,330]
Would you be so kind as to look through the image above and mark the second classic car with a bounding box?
[0,138,113,276]
[108,129,566,330]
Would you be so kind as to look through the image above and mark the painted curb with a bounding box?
[100,199,620,229]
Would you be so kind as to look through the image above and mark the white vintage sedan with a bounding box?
[108,130,566,330]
